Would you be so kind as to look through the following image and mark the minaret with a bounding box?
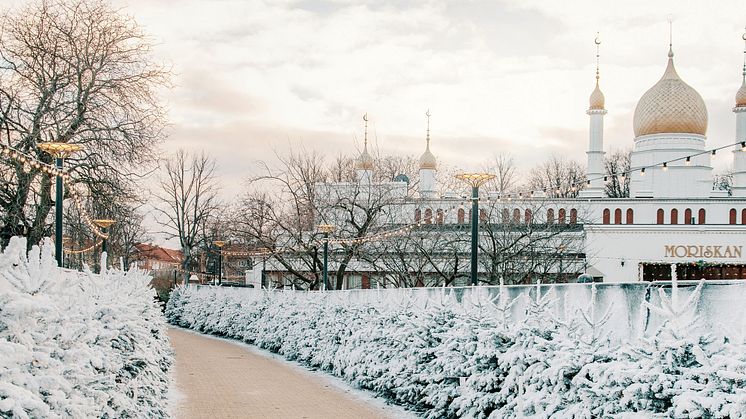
[732,28,746,198]
[355,113,374,183]
[580,33,607,198]
[419,110,437,198]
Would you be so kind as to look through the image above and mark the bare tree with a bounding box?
[484,153,519,194]
[0,0,169,247]
[604,149,631,198]
[527,155,586,198]
[155,151,219,282]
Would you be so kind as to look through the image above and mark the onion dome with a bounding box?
[633,48,708,137]
[589,80,605,110]
[355,145,374,170]
[737,79,746,108]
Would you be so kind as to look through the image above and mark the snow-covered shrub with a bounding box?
[167,279,746,418]
[0,237,172,418]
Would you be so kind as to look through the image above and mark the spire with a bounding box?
[355,113,374,171]
[425,109,431,149]
[667,15,674,58]
[742,27,746,82]
[595,32,601,82]
[419,109,437,170]
[363,112,369,150]
[588,33,605,110]
[736,28,746,107]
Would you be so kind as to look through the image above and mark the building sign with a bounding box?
[664,245,742,259]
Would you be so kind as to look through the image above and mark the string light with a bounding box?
[685,156,691,166]
[662,162,668,171]
[640,167,645,176]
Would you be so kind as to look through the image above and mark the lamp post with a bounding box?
[455,173,496,286]
[38,141,82,267]
[317,224,336,291]
[214,240,227,286]
[255,247,270,289]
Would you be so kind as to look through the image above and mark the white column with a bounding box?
[357,169,372,184]
[733,107,746,197]
[580,108,607,198]
[419,168,436,198]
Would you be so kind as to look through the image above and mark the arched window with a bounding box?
[602,208,610,224]
[684,208,692,225]
[479,209,487,222]
[457,208,465,224]
[614,208,622,224]
[570,208,578,224]
[436,209,444,225]
[414,208,421,223]
[547,209,555,224]
[513,208,521,223]
[525,209,533,224]
[698,208,705,225]
[657,209,664,224]
[502,208,510,224]
[559,208,566,224]
[626,208,634,225]
[671,208,678,225]
[730,208,737,225]
[424,208,432,225]
[742,209,746,225]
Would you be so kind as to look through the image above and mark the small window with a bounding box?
[570,208,578,224]
[698,208,705,225]
[513,208,521,223]
[525,209,533,224]
[602,208,610,224]
[684,208,692,225]
[415,209,421,223]
[559,208,566,224]
[614,208,622,224]
[547,209,555,224]
[480,209,487,222]
[730,208,737,225]
[424,208,432,225]
[457,208,465,224]
[657,209,664,225]
[671,209,678,225]
[502,208,510,224]
[626,208,634,225]
[742,209,746,225]
[436,209,444,225]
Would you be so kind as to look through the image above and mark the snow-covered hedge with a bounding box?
[167,283,746,418]
[0,238,172,418]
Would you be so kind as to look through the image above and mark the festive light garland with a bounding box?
[63,240,103,254]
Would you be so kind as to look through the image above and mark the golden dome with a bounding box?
[419,144,436,170]
[589,80,605,110]
[633,50,708,137]
[355,145,374,171]
[736,78,746,107]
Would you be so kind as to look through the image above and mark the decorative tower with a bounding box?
[419,110,437,198]
[580,33,607,198]
[355,113,374,183]
[732,29,746,198]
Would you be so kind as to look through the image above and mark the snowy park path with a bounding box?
[169,327,404,419]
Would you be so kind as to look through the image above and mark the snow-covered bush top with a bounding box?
[0,237,172,419]
[167,282,746,418]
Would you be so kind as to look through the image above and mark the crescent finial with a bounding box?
[363,113,368,122]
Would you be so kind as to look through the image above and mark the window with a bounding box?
[415,209,421,223]
[657,209,664,224]
[436,209,444,225]
[570,208,578,224]
[742,209,746,225]
[424,208,432,225]
[698,208,705,224]
[602,208,610,224]
[559,208,566,224]
[457,208,465,224]
[626,208,634,225]
[525,209,533,224]
[547,209,555,224]
[614,208,622,224]
[513,208,521,223]
[730,208,737,225]
[684,208,692,225]
[480,209,488,222]
[502,208,510,224]
[671,208,678,225]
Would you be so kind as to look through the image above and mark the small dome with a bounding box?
[633,51,708,137]
[355,147,374,171]
[419,146,436,170]
[736,78,746,107]
[589,80,605,110]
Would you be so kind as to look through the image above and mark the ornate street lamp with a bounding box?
[455,173,496,286]
[38,141,82,267]
[213,240,227,286]
[317,224,336,291]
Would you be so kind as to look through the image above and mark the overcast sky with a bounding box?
[4,0,746,195]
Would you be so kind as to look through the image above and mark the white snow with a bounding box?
[0,237,173,418]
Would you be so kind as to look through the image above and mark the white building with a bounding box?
[302,36,746,288]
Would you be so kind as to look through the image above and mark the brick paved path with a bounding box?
[169,327,402,419]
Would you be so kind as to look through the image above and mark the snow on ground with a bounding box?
[0,237,173,418]
[167,283,746,418]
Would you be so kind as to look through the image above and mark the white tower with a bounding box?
[581,34,607,198]
[419,110,437,198]
[355,113,374,183]
[732,30,746,198]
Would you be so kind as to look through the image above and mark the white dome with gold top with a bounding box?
[633,48,708,137]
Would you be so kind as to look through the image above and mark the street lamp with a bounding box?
[38,141,82,267]
[214,240,227,286]
[455,173,496,286]
[255,247,271,289]
[317,224,336,291]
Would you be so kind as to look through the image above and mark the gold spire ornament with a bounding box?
[736,27,746,107]
[355,113,374,171]
[588,32,605,110]
[419,109,437,170]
